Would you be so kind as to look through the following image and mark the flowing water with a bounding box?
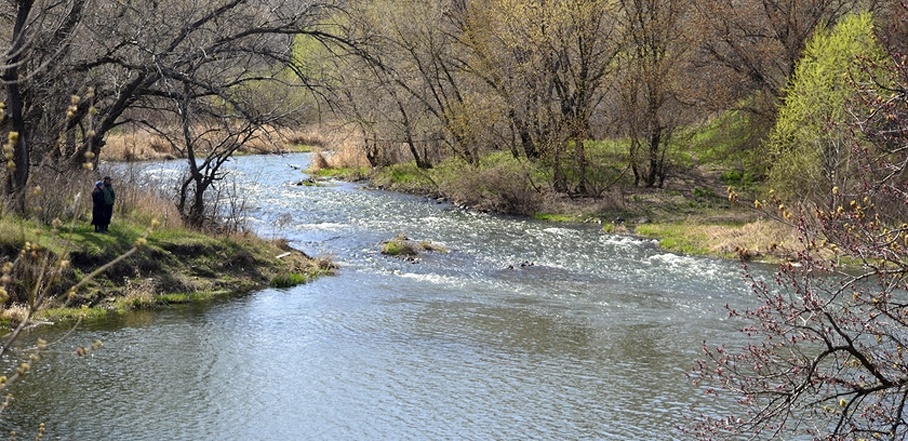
[1,153,770,440]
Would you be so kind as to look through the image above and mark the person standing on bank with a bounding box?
[91,180,105,232]
[99,176,115,232]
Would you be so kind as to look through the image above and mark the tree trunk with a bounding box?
[574,138,587,195]
[2,0,35,213]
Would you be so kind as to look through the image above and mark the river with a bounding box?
[1,153,766,440]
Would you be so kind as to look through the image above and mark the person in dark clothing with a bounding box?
[99,176,116,232]
[91,181,105,232]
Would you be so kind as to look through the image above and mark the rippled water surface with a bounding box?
[1,153,768,440]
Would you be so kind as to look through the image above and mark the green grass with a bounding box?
[372,162,436,193]
[308,166,369,181]
[287,144,319,153]
[685,109,761,164]
[272,273,309,288]
[634,223,715,256]
[533,213,578,223]
[39,306,111,322]
[380,235,448,257]
[381,239,417,256]
[0,204,334,325]
[157,291,231,304]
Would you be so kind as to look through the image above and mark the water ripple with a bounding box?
[0,154,771,440]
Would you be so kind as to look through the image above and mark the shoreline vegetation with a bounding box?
[0,212,335,326]
[1,219,334,325]
[0,129,340,327]
[100,124,798,264]
[0,118,792,327]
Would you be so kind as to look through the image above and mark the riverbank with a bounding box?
[0,212,335,325]
[343,160,798,263]
[99,126,797,263]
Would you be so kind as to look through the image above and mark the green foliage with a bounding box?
[686,109,764,169]
[156,293,196,303]
[380,234,447,257]
[271,272,314,288]
[766,12,888,201]
[0,206,332,321]
[287,144,319,153]
[39,307,110,322]
[435,153,542,215]
[373,162,435,192]
[575,139,635,190]
[720,169,757,190]
[692,187,718,200]
[308,166,370,181]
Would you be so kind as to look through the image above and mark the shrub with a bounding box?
[439,155,542,215]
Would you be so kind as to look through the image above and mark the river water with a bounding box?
[2,153,767,440]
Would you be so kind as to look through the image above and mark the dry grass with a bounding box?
[122,184,185,229]
[26,170,99,224]
[0,304,31,325]
[310,151,330,170]
[10,168,176,230]
[99,165,185,229]
[100,123,368,163]
[320,143,371,169]
[116,278,158,309]
[702,219,800,258]
[101,129,178,162]
[280,126,329,149]
[305,124,371,171]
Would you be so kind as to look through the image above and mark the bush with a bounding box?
[438,154,542,215]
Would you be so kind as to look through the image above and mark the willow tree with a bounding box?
[765,12,888,205]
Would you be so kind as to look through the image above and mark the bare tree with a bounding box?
[616,0,696,188]
[459,0,620,193]
[139,82,293,228]
[327,0,474,169]
[691,0,871,121]
[1,0,92,212]
[1,0,347,217]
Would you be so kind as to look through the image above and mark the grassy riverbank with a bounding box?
[0,204,334,326]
